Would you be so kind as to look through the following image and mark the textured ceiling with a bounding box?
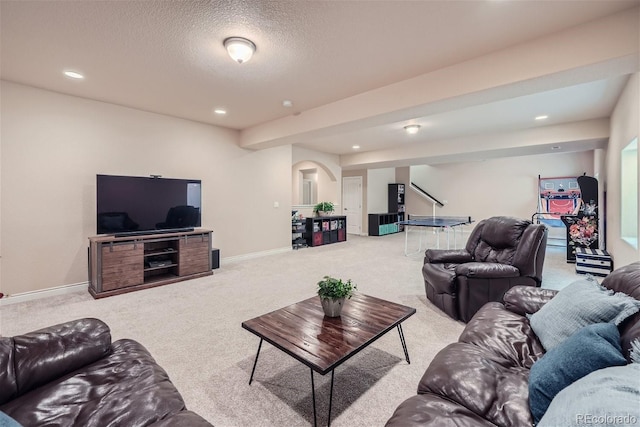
[1,0,639,161]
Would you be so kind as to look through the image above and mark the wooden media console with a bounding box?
[88,229,213,298]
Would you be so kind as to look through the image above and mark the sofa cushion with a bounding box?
[528,323,627,423]
[600,262,640,362]
[538,362,640,427]
[385,393,497,427]
[418,342,532,427]
[1,339,187,427]
[459,302,545,369]
[529,276,640,351]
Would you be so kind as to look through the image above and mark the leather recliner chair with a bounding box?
[423,216,547,322]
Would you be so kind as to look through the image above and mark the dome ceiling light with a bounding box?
[404,124,421,135]
[223,37,256,64]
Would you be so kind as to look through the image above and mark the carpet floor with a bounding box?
[0,232,579,426]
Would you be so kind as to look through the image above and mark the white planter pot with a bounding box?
[320,297,345,317]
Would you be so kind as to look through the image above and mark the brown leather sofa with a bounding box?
[387,262,640,427]
[0,318,212,426]
[423,216,547,322]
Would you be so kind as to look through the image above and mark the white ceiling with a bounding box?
[1,0,639,164]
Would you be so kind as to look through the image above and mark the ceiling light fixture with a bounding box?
[223,37,256,64]
[352,145,360,150]
[63,70,84,79]
[535,115,549,121]
[404,124,421,135]
[282,100,293,108]
[213,108,227,115]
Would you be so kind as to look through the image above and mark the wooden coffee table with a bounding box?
[241,293,416,426]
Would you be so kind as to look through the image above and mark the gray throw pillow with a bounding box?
[537,363,640,427]
[529,276,640,351]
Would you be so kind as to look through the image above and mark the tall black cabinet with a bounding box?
[388,183,406,231]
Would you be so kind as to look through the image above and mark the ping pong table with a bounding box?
[397,216,474,256]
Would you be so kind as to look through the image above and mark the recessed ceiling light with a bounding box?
[535,115,549,121]
[352,145,360,150]
[63,70,84,79]
[404,124,421,134]
[282,100,293,108]
[213,108,227,115]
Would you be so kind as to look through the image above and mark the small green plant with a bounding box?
[317,276,357,300]
[313,201,335,214]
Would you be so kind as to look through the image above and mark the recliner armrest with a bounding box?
[503,285,558,316]
[425,249,473,264]
[455,262,520,278]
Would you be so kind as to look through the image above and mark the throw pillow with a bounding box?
[631,339,640,363]
[537,363,640,427]
[0,411,21,427]
[529,323,627,424]
[529,275,640,351]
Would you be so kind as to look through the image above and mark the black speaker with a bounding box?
[211,248,220,270]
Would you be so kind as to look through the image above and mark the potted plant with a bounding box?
[317,275,357,317]
[313,201,335,217]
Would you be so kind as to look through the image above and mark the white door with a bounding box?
[342,177,362,234]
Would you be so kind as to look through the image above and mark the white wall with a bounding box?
[409,151,594,224]
[608,72,640,266]
[366,168,396,213]
[0,81,292,295]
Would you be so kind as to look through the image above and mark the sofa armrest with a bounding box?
[0,338,17,405]
[455,262,520,278]
[11,318,112,398]
[503,286,558,316]
[425,249,473,264]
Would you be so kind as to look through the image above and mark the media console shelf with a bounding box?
[88,229,213,298]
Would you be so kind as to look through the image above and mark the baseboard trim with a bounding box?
[1,247,293,305]
[0,282,88,306]
[221,246,292,264]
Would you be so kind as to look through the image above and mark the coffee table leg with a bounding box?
[310,369,317,427]
[249,338,263,385]
[309,369,335,427]
[397,324,410,364]
[328,370,335,427]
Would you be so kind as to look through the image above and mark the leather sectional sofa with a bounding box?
[387,261,640,427]
[0,318,212,426]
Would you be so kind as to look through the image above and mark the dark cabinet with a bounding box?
[306,216,347,247]
[388,183,406,230]
[368,213,400,236]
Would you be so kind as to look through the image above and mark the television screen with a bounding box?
[97,174,202,235]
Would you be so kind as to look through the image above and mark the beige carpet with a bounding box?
[0,232,579,426]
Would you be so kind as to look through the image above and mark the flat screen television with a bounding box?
[97,174,202,235]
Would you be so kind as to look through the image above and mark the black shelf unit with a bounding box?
[305,216,347,247]
[368,213,400,236]
[292,218,307,249]
[388,183,406,231]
